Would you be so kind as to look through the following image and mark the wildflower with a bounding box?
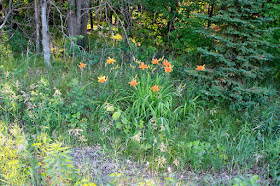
[53,88,62,96]
[196,64,205,71]
[98,76,108,83]
[79,135,88,142]
[152,58,159,64]
[139,62,148,70]
[167,167,172,173]
[158,142,167,152]
[173,158,180,167]
[153,138,157,146]
[132,132,141,143]
[68,129,83,137]
[128,79,140,87]
[78,62,86,69]
[164,65,174,73]
[151,85,160,92]
[155,156,166,168]
[106,57,116,64]
[146,162,150,167]
[163,60,171,67]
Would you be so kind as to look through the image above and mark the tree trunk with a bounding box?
[34,0,40,54]
[167,0,179,33]
[90,1,94,31]
[41,0,51,69]
[207,1,215,28]
[79,0,89,47]
[67,0,89,47]
[67,0,77,36]
[76,0,81,34]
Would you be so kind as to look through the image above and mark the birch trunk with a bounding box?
[67,0,77,36]
[34,0,40,54]
[41,0,51,69]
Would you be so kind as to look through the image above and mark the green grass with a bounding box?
[0,53,279,185]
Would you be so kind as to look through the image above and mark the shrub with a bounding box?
[191,0,276,109]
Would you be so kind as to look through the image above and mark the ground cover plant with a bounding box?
[0,0,280,185]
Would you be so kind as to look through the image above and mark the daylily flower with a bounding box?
[152,85,160,92]
[152,59,159,65]
[163,60,171,67]
[106,57,116,65]
[78,62,87,69]
[98,76,108,83]
[139,62,148,70]
[164,65,174,73]
[196,64,205,71]
[128,79,140,87]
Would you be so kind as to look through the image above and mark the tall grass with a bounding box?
[0,54,279,185]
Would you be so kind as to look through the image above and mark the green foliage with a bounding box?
[43,143,75,185]
[129,73,174,120]
[0,34,12,58]
[263,0,280,79]
[175,140,227,170]
[0,122,29,185]
[7,30,29,53]
[0,40,279,184]
[0,0,279,184]
[191,0,276,109]
[169,3,211,60]
[265,138,280,184]
[21,77,65,134]
[232,175,260,186]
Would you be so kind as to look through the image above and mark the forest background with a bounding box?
[0,0,280,185]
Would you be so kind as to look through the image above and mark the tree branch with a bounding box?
[0,0,13,30]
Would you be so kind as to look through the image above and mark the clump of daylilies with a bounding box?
[97,56,205,93]
[79,57,204,92]
[98,56,173,93]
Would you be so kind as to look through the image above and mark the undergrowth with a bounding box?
[0,54,279,185]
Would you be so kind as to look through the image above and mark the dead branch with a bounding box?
[106,0,134,57]
[0,0,13,30]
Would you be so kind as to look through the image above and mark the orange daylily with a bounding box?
[98,76,108,83]
[196,64,205,71]
[163,60,171,67]
[151,85,160,92]
[106,57,116,64]
[139,62,148,70]
[164,65,174,73]
[128,79,140,87]
[152,59,159,65]
[78,62,87,69]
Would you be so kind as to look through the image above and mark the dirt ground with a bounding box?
[71,145,271,185]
